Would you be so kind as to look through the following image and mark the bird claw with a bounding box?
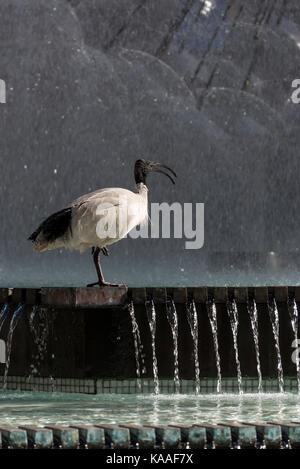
[101,247,109,256]
[91,247,109,256]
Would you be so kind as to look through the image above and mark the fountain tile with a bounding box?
[0,288,9,303]
[25,288,39,305]
[70,425,105,449]
[244,422,282,449]
[254,287,268,303]
[130,287,146,304]
[96,425,130,449]
[197,424,232,449]
[172,287,187,304]
[0,426,27,449]
[120,425,156,449]
[19,425,53,449]
[294,287,300,302]
[274,287,288,302]
[223,423,257,449]
[170,424,206,449]
[146,287,167,304]
[45,425,79,449]
[145,425,181,449]
[234,287,248,303]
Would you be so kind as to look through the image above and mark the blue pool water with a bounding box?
[0,391,300,426]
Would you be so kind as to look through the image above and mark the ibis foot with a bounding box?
[101,247,109,256]
[87,281,125,288]
[91,246,109,256]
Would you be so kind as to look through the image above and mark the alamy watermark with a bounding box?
[292,338,300,365]
[0,339,5,363]
[95,200,204,249]
[291,79,300,104]
[0,79,6,103]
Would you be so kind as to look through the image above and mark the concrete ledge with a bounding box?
[169,424,206,449]
[41,286,128,308]
[45,425,79,449]
[96,425,130,449]
[19,425,53,449]
[222,422,257,449]
[144,425,181,449]
[0,286,297,307]
[244,422,282,449]
[70,425,105,449]
[0,421,297,448]
[197,424,231,449]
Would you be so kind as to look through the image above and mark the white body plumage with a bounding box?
[33,183,148,253]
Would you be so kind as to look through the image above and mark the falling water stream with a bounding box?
[28,305,53,381]
[268,297,284,393]
[206,299,222,393]
[186,299,200,394]
[0,303,9,333]
[166,297,180,393]
[145,298,159,395]
[3,304,24,390]
[288,296,300,393]
[128,301,146,392]
[227,299,243,394]
[247,298,263,393]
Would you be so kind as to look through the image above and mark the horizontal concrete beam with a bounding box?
[0,422,296,448]
[41,286,128,308]
[0,286,298,307]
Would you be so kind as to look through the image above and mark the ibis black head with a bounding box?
[134,159,177,186]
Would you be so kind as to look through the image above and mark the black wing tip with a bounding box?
[28,230,39,242]
[27,207,72,244]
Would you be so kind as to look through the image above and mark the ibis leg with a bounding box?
[87,247,123,287]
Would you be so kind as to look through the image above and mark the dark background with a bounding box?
[0,0,300,287]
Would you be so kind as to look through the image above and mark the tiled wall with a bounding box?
[1,376,298,394]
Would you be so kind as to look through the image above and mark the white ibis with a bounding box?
[28,159,176,286]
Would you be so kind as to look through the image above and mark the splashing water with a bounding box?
[186,299,200,394]
[145,298,159,395]
[0,303,9,334]
[206,299,222,393]
[288,296,300,393]
[227,299,243,394]
[3,304,24,390]
[268,297,284,393]
[248,298,263,393]
[166,297,180,393]
[128,300,146,392]
[28,306,51,380]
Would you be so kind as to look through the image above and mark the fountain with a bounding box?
[227,298,243,394]
[268,296,284,393]
[247,296,263,393]
[128,300,143,392]
[166,297,180,393]
[186,298,200,394]
[206,297,222,393]
[0,286,299,449]
[0,303,9,333]
[28,305,52,381]
[145,297,159,395]
[288,295,300,393]
[3,304,24,390]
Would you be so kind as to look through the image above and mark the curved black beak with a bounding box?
[150,162,177,185]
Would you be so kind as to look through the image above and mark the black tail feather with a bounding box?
[28,207,72,243]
